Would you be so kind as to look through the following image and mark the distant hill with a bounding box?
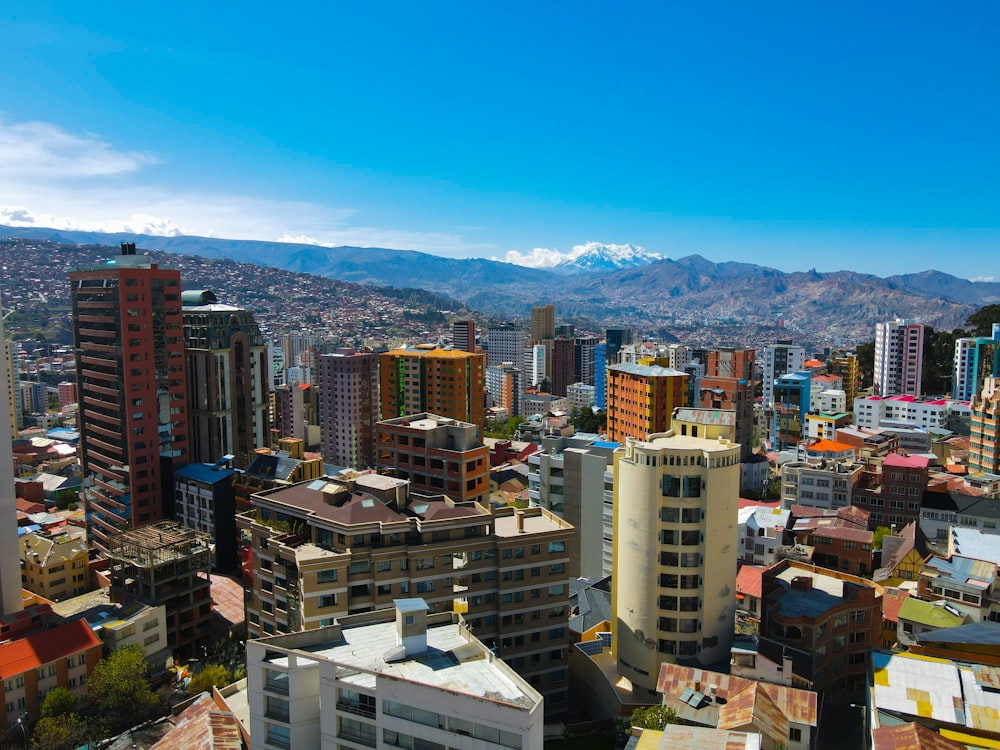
[0,224,986,345]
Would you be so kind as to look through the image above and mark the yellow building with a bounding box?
[21,529,89,602]
[606,363,687,444]
[612,431,741,693]
[380,346,486,431]
[830,354,859,409]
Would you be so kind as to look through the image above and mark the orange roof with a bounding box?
[803,359,824,368]
[881,588,910,624]
[807,439,855,453]
[736,565,765,599]
[0,619,100,679]
[873,722,966,750]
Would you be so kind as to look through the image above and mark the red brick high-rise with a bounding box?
[71,243,189,555]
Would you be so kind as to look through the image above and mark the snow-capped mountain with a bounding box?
[551,242,663,273]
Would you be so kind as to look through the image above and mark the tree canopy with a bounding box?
[188,664,234,695]
[88,644,161,721]
[629,704,681,730]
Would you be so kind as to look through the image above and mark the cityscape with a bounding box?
[2,4,999,749]
[1,234,999,749]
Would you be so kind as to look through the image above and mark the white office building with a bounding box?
[762,342,806,408]
[874,318,924,397]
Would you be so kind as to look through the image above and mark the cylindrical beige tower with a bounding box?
[612,432,740,693]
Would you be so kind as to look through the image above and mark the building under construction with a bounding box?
[107,521,212,656]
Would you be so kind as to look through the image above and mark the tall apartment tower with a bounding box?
[0,299,23,615]
[380,346,486,431]
[970,377,1000,474]
[575,336,599,386]
[551,337,576,396]
[953,325,1000,401]
[605,327,634,367]
[70,244,189,555]
[830,353,859,409]
[874,318,924,397]
[530,305,555,344]
[701,347,756,460]
[523,343,546,387]
[182,290,268,470]
[318,348,379,469]
[612,432,741,694]
[487,325,526,368]
[762,341,806,407]
[486,362,523,418]
[2,335,20,438]
[451,319,476,353]
[606,362,687,443]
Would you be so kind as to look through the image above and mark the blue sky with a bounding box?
[1,3,998,277]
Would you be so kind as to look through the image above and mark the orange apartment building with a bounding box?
[606,362,687,443]
[380,346,486,432]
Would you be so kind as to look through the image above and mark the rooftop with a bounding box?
[608,362,687,378]
[897,598,968,629]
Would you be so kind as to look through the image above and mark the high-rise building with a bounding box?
[970,377,1000,474]
[0,299,22,615]
[57,381,77,412]
[530,304,555,344]
[70,244,189,555]
[830,353,859,409]
[523,343,546,388]
[612,433,741,694]
[771,371,811,450]
[380,346,486,431]
[874,318,924,397]
[606,362,687,443]
[2,334,20,438]
[762,341,806,407]
[272,383,318,444]
[239,474,573,717]
[376,413,489,504]
[487,325,525,368]
[574,336,599,386]
[486,362,523,418]
[317,348,379,469]
[182,290,268,470]
[594,343,608,409]
[246,601,543,750]
[953,325,1000,401]
[701,347,756,460]
[551,337,576,396]
[280,332,319,371]
[604,327,634,368]
[451,319,476,353]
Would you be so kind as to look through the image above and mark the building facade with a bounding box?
[874,317,924,397]
[317,348,379,470]
[376,413,489,505]
[70,244,189,555]
[606,363,687,444]
[530,305,555,344]
[451,319,476,353]
[380,346,486,432]
[182,290,268,470]
[612,433,741,694]
[762,341,806,408]
[970,376,1000,474]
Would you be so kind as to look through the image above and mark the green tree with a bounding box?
[88,644,160,723]
[966,304,1000,337]
[872,526,891,550]
[187,664,233,695]
[855,339,875,390]
[39,686,76,718]
[30,713,86,750]
[629,704,681,730]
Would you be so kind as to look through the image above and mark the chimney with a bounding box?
[790,576,813,591]
[516,510,525,533]
[394,598,429,657]
[120,242,136,256]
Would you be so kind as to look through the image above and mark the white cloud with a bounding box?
[502,247,567,268]
[971,276,996,283]
[0,116,156,178]
[0,116,497,257]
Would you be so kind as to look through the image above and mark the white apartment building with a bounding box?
[523,344,546,387]
[874,318,924,397]
[566,382,595,410]
[738,505,791,566]
[487,326,526,368]
[247,600,543,750]
[527,434,617,579]
[613,432,741,693]
[854,395,952,430]
[780,459,864,510]
[762,342,806,408]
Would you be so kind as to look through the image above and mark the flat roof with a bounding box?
[297,617,540,709]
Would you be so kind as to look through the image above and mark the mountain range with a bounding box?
[2,224,996,347]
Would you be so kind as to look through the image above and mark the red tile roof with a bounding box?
[0,619,100,679]
[884,453,930,469]
[736,565,765,600]
[881,588,910,624]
